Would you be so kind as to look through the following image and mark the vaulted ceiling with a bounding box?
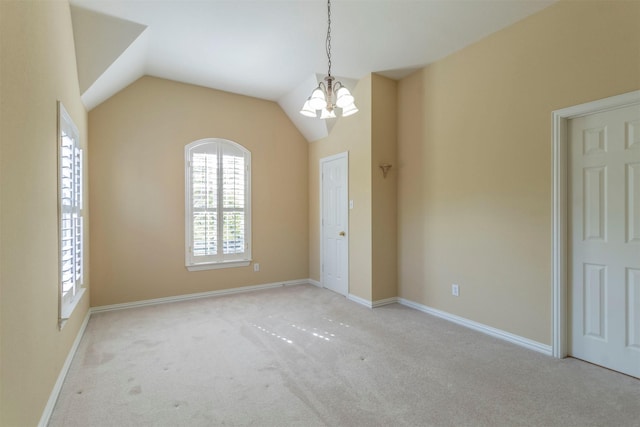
[69,0,556,141]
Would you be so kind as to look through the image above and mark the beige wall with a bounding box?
[308,74,397,302]
[0,1,90,425]
[0,2,636,423]
[398,0,640,345]
[89,76,308,306]
[309,75,373,300]
[309,74,398,301]
[371,75,398,301]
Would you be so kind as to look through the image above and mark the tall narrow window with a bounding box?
[185,139,251,270]
[58,102,84,327]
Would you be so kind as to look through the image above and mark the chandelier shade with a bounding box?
[300,0,358,119]
[300,100,317,117]
[308,87,328,110]
[335,87,354,109]
[341,102,359,117]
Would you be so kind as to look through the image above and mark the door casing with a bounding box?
[551,90,640,358]
[319,151,349,295]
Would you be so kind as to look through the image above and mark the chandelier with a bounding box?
[300,0,358,119]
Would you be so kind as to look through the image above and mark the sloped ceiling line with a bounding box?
[70,6,147,107]
[68,1,557,142]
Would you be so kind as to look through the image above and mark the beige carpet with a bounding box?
[49,284,640,426]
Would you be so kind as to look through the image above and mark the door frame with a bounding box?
[551,90,640,359]
[319,151,349,294]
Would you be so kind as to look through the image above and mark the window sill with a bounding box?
[186,260,251,272]
[59,287,86,330]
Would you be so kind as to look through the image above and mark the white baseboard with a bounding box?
[90,283,551,355]
[373,297,398,308]
[92,279,311,313]
[308,278,321,288]
[397,298,552,356]
[347,293,372,308]
[348,294,398,308]
[38,309,91,427]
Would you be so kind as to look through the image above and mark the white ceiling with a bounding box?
[69,0,556,141]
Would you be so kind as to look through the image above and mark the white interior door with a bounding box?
[569,103,640,378]
[321,153,348,296]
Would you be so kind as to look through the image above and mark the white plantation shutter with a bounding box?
[186,139,251,270]
[58,102,84,324]
[191,148,218,259]
[222,144,245,255]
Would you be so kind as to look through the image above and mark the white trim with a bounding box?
[348,295,398,308]
[186,259,250,271]
[373,297,398,308]
[91,279,311,313]
[347,293,372,308]
[59,287,86,329]
[551,90,640,359]
[346,293,551,354]
[551,108,568,359]
[398,298,552,356]
[308,278,321,288]
[38,309,91,427]
[184,138,252,269]
[319,151,350,164]
[319,151,349,296]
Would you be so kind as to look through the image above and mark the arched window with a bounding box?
[185,138,251,270]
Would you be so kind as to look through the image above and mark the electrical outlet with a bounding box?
[452,284,459,297]
[254,263,260,272]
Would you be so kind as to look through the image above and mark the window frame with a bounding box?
[184,138,252,271]
[57,101,85,328]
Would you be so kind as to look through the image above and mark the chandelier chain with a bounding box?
[326,0,332,77]
[300,0,357,119]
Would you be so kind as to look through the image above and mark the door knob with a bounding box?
[339,231,346,236]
